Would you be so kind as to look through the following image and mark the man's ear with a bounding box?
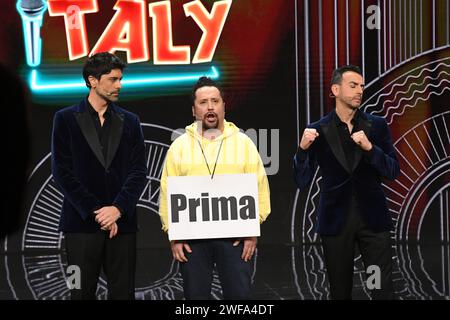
[331,84,340,97]
[88,75,98,88]
[192,106,195,118]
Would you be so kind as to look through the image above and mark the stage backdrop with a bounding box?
[0,0,448,300]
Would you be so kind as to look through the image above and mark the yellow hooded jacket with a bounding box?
[159,120,271,232]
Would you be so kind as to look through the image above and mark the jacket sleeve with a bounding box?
[112,115,148,220]
[51,112,101,220]
[293,130,318,189]
[245,140,271,224]
[364,119,400,180]
[158,145,178,233]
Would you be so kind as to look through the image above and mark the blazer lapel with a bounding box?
[105,111,124,169]
[321,119,351,173]
[351,113,373,172]
[74,111,106,168]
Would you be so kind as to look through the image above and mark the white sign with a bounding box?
[167,174,260,240]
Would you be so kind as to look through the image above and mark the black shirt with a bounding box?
[334,109,361,171]
[86,100,112,161]
[295,109,367,167]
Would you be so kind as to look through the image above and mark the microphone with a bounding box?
[16,0,48,67]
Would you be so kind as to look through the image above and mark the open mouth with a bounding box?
[205,112,217,122]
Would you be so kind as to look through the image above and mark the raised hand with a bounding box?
[299,128,319,150]
[351,130,373,151]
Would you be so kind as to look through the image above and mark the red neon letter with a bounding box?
[91,0,149,63]
[149,1,190,65]
[47,0,98,60]
[184,0,232,64]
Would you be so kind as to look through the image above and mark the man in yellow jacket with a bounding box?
[159,77,271,299]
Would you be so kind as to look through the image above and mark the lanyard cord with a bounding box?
[197,139,224,179]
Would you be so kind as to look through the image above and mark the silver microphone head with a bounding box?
[20,0,45,13]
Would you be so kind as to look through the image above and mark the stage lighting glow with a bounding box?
[29,66,220,93]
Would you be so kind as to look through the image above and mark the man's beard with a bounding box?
[342,98,361,109]
[202,118,218,130]
[104,94,119,102]
[202,112,219,130]
[98,90,119,102]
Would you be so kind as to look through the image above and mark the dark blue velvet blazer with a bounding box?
[51,98,147,233]
[293,110,400,235]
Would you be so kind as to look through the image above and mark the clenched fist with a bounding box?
[299,128,319,150]
[351,130,373,151]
